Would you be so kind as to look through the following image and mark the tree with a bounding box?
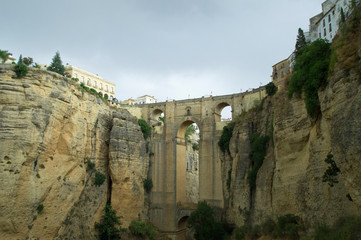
[23,57,33,66]
[188,201,225,240]
[94,204,124,240]
[47,51,65,75]
[14,54,28,78]
[265,82,278,96]
[295,28,307,57]
[0,50,11,63]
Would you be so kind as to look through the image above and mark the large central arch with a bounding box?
[176,120,200,204]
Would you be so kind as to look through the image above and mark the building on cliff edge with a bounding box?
[64,65,116,98]
[271,0,358,87]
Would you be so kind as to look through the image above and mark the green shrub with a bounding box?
[261,217,276,236]
[322,153,340,187]
[273,214,301,239]
[188,201,226,240]
[234,225,247,240]
[313,216,361,240]
[143,178,153,193]
[138,119,151,139]
[47,51,65,75]
[36,204,44,214]
[159,116,164,122]
[14,55,28,78]
[94,171,106,186]
[0,50,11,63]
[86,161,95,172]
[218,122,235,153]
[129,220,156,240]
[288,39,331,118]
[265,82,277,96]
[192,143,199,151]
[95,203,124,240]
[185,124,196,141]
[247,133,269,190]
[36,173,40,178]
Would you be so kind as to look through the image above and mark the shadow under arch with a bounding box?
[176,216,190,240]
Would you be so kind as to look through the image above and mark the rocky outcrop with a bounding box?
[186,133,199,203]
[0,65,148,239]
[223,48,361,228]
[109,111,148,227]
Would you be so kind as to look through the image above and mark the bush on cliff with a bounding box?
[288,39,331,118]
[129,220,156,240]
[313,216,361,240]
[218,122,235,153]
[188,201,225,240]
[138,119,151,139]
[95,204,124,240]
[247,133,269,190]
[265,82,277,96]
[47,51,65,75]
[14,54,28,78]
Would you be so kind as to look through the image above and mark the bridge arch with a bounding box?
[214,102,233,122]
[150,108,164,126]
[177,216,190,240]
[176,119,200,205]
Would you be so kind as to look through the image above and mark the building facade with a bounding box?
[306,0,355,42]
[64,65,116,97]
[134,95,158,104]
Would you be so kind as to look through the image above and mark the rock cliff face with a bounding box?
[222,48,361,227]
[0,65,148,239]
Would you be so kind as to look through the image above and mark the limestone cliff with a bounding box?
[0,65,148,239]
[222,45,361,228]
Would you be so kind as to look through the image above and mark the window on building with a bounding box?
[319,32,321,38]
[93,81,97,87]
[111,87,113,93]
[74,73,77,78]
[81,76,84,83]
[323,19,325,27]
[87,79,91,86]
[324,28,327,37]
[329,24,332,32]
[99,83,102,89]
[328,14,331,22]
[332,10,335,15]
[105,85,108,92]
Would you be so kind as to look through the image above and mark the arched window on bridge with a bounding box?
[150,109,164,126]
[215,103,232,122]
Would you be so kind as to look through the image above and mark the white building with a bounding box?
[64,65,116,97]
[306,0,356,43]
[134,95,158,104]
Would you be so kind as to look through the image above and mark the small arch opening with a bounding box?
[215,102,232,122]
[177,216,190,240]
[150,109,164,126]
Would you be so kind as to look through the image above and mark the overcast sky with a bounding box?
[3,0,325,102]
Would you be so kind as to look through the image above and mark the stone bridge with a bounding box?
[120,88,265,239]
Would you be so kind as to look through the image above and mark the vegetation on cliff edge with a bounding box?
[95,204,124,240]
[188,201,226,240]
[218,122,235,153]
[247,133,269,190]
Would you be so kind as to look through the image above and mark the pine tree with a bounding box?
[47,51,65,75]
[295,28,307,57]
[0,50,11,63]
